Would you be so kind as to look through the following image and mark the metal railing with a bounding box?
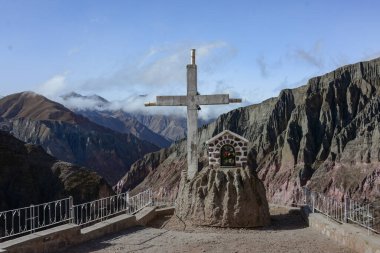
[73,189,152,227]
[0,197,72,241]
[73,192,129,227]
[128,189,153,213]
[151,187,177,207]
[300,188,379,234]
[346,198,379,233]
[304,189,345,222]
[0,189,155,242]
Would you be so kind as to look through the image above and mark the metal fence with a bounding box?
[0,197,72,241]
[0,189,154,242]
[73,189,152,227]
[151,187,177,207]
[301,188,379,234]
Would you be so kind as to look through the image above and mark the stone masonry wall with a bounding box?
[207,133,248,168]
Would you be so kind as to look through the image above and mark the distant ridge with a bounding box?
[61,92,172,148]
[0,92,159,185]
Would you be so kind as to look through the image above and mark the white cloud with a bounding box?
[57,96,105,111]
[36,73,68,98]
[55,42,243,120]
[80,41,236,93]
[59,88,248,121]
[60,92,188,117]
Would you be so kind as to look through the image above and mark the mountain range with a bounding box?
[61,92,172,148]
[0,92,158,185]
[1,57,380,208]
[118,57,380,204]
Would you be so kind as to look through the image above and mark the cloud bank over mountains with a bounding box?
[59,90,250,121]
[35,41,247,120]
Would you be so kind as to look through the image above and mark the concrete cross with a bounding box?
[145,49,241,180]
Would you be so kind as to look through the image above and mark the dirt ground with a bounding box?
[64,206,354,253]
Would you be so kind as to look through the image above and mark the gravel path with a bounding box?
[65,206,353,253]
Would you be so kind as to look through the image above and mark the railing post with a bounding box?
[30,205,34,233]
[69,196,74,224]
[125,192,129,214]
[367,204,370,236]
[304,187,307,205]
[344,196,347,223]
[150,189,153,206]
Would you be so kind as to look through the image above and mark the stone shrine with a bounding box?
[176,130,271,228]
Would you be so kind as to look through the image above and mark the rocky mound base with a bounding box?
[175,166,270,227]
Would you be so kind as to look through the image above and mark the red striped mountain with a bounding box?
[120,57,380,204]
[0,92,159,185]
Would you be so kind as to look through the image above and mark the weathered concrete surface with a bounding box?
[135,206,157,226]
[155,207,175,217]
[302,207,380,253]
[186,63,198,180]
[0,224,80,253]
[80,214,136,242]
[176,166,270,227]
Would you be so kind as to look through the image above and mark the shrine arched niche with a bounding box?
[220,144,236,167]
[206,130,249,168]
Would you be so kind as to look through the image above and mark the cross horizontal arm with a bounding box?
[196,94,229,105]
[154,96,188,106]
[196,94,241,105]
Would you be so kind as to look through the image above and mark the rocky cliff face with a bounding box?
[0,131,113,211]
[0,92,159,185]
[120,57,380,204]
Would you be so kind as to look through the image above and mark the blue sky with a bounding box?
[1,0,380,118]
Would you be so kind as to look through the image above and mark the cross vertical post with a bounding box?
[145,49,242,180]
[186,49,198,180]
